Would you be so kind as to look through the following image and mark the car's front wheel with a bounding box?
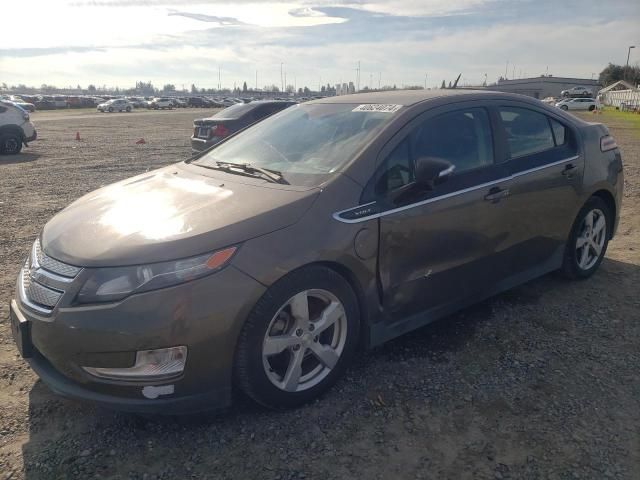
[235,266,360,409]
[126,106,131,112]
[0,133,23,155]
[108,107,114,113]
[561,196,611,279]
[561,105,569,111]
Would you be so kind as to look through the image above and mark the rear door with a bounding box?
[370,102,514,322]
[494,103,584,276]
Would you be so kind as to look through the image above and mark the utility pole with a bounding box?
[512,65,516,80]
[356,61,361,91]
[424,73,428,89]
[218,66,221,91]
[378,72,381,90]
[280,63,284,92]
[255,70,258,90]
[505,60,509,79]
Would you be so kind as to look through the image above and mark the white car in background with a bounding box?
[555,98,598,112]
[148,97,174,110]
[97,98,133,113]
[561,86,592,98]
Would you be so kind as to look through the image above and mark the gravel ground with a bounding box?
[0,108,638,480]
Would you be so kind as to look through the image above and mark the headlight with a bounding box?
[76,246,237,304]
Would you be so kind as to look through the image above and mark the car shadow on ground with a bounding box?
[0,153,41,165]
[19,257,639,479]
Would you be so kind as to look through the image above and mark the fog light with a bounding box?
[82,346,187,381]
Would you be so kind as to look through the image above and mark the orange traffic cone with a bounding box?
[75,131,81,141]
[135,138,146,144]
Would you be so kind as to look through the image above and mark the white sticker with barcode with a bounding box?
[352,104,402,113]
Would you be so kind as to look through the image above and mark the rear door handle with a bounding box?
[562,163,577,176]
[484,187,510,202]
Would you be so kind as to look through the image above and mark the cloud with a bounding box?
[167,10,246,25]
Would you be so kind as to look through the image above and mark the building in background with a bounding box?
[486,75,600,99]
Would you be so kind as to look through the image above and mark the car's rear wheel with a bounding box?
[561,197,611,279]
[126,106,131,112]
[235,266,360,409]
[561,105,569,111]
[0,133,22,155]
[108,107,114,113]
[588,105,595,111]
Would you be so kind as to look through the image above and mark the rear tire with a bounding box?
[560,197,611,279]
[108,107,114,113]
[0,133,23,155]
[126,106,131,112]
[561,105,569,111]
[234,266,360,409]
[588,105,595,111]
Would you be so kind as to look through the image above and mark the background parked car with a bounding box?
[148,97,173,110]
[97,98,133,112]
[555,98,598,111]
[0,100,37,155]
[0,95,36,112]
[32,96,57,110]
[187,97,209,108]
[125,97,147,108]
[561,86,592,98]
[170,98,187,108]
[191,100,295,152]
[52,96,69,108]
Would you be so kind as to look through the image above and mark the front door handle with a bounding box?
[484,187,510,203]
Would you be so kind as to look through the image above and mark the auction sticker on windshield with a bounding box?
[352,104,402,113]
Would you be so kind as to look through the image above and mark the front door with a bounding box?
[371,104,513,324]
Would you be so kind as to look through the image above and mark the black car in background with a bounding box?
[191,100,296,152]
[188,97,211,108]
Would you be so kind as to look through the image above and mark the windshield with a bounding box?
[193,103,397,187]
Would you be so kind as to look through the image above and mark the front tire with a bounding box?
[561,105,569,111]
[235,266,360,409]
[560,197,611,279]
[108,107,114,113]
[126,106,131,112]
[0,133,23,155]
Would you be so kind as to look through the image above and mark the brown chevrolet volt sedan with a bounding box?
[10,90,623,413]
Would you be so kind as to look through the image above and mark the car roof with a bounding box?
[307,89,525,107]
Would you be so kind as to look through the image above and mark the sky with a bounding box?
[1,0,639,91]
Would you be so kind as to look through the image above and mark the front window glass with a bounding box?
[194,103,397,186]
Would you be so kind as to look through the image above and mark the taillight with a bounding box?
[211,124,230,137]
[600,135,618,152]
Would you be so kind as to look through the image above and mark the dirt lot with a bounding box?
[0,108,638,480]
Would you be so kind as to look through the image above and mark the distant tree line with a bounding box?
[599,63,640,87]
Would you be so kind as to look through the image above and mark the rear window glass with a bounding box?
[500,107,555,158]
[212,102,259,120]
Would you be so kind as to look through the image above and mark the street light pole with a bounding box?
[626,46,635,68]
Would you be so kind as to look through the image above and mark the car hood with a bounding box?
[42,164,319,267]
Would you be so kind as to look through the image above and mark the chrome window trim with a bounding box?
[333,155,579,224]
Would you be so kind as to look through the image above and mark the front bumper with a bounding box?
[24,130,37,144]
[10,265,266,414]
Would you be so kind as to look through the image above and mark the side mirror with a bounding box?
[415,156,455,189]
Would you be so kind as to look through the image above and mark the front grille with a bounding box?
[22,261,63,308]
[33,238,82,278]
[19,239,83,315]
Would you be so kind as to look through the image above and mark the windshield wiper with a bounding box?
[215,161,289,185]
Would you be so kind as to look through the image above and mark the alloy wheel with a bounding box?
[575,208,607,270]
[262,289,347,393]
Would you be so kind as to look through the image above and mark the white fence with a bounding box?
[601,89,640,109]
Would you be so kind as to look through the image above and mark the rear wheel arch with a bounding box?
[590,189,616,238]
